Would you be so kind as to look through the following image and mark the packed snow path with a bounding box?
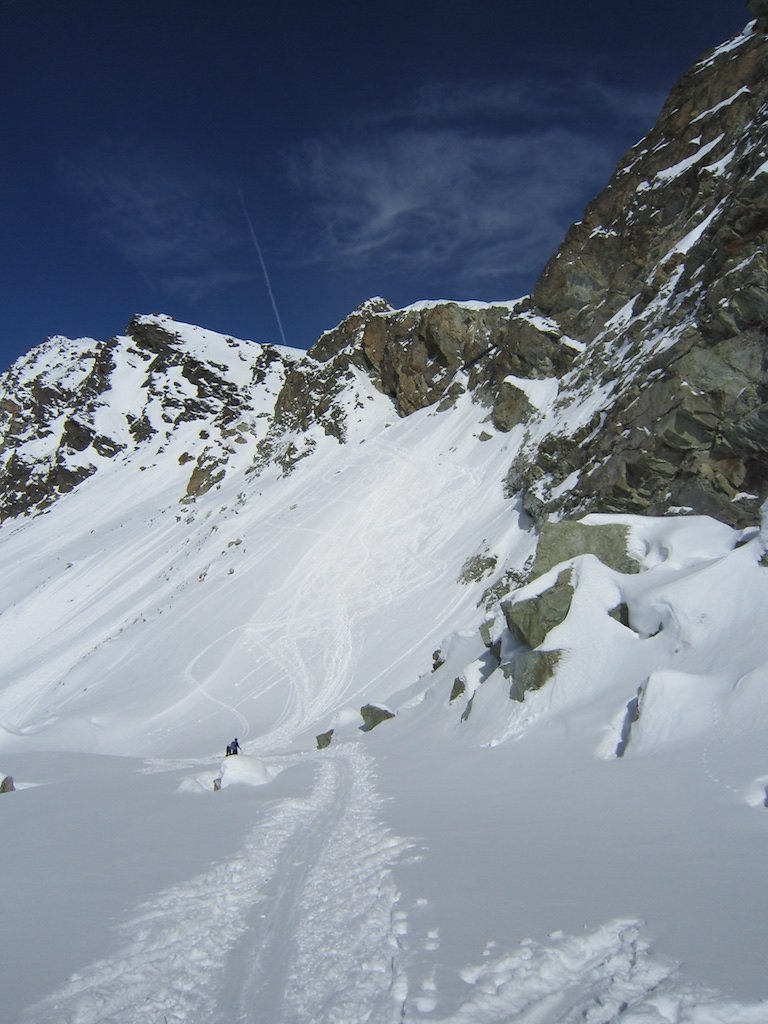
[19,747,768,1024]
[22,747,410,1024]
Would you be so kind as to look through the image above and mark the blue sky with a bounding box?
[0,0,749,369]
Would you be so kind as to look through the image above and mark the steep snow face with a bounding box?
[0,378,526,756]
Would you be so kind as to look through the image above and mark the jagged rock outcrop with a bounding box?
[0,774,14,794]
[306,298,575,423]
[0,315,294,519]
[513,12,768,527]
[502,569,574,650]
[359,703,396,731]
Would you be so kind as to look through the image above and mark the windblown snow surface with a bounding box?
[1,322,768,1023]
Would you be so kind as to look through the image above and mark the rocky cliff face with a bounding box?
[0,9,766,531]
[289,10,768,529]
[521,14,768,526]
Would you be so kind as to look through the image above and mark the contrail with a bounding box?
[237,186,288,347]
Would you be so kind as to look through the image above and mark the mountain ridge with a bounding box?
[3,18,766,531]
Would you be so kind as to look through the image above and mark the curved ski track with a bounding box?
[238,435,479,751]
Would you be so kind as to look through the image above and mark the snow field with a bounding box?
[2,328,768,1019]
[18,746,409,1024]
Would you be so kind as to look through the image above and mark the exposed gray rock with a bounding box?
[514,21,768,528]
[503,650,562,702]
[0,775,15,793]
[748,0,768,31]
[449,678,466,703]
[609,602,631,628]
[316,730,334,750]
[492,380,535,432]
[532,522,640,578]
[306,299,572,426]
[502,569,574,649]
[360,704,395,732]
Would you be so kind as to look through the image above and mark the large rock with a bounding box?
[510,18,768,528]
[502,569,574,649]
[0,775,15,794]
[492,381,535,432]
[360,703,396,732]
[532,521,640,578]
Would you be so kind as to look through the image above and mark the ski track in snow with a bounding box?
[183,627,252,740]
[21,746,411,1024]
[240,434,479,751]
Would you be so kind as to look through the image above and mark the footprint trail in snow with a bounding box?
[23,746,410,1024]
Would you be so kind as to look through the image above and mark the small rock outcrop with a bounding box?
[502,569,574,650]
[0,774,15,794]
[360,704,396,732]
[504,650,562,702]
[316,729,334,750]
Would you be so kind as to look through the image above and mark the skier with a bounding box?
[227,737,241,756]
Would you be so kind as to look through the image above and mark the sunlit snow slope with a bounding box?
[0,335,526,756]
[1,316,767,1023]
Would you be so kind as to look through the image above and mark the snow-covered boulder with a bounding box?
[218,755,274,789]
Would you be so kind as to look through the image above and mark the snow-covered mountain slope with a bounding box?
[2,10,768,1024]
[0,314,298,519]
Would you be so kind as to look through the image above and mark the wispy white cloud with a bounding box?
[406,78,664,132]
[60,143,243,302]
[161,269,255,303]
[290,77,664,291]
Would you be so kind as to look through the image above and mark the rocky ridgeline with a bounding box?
[303,297,574,423]
[0,315,294,520]
[267,4,768,529]
[0,5,766,530]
